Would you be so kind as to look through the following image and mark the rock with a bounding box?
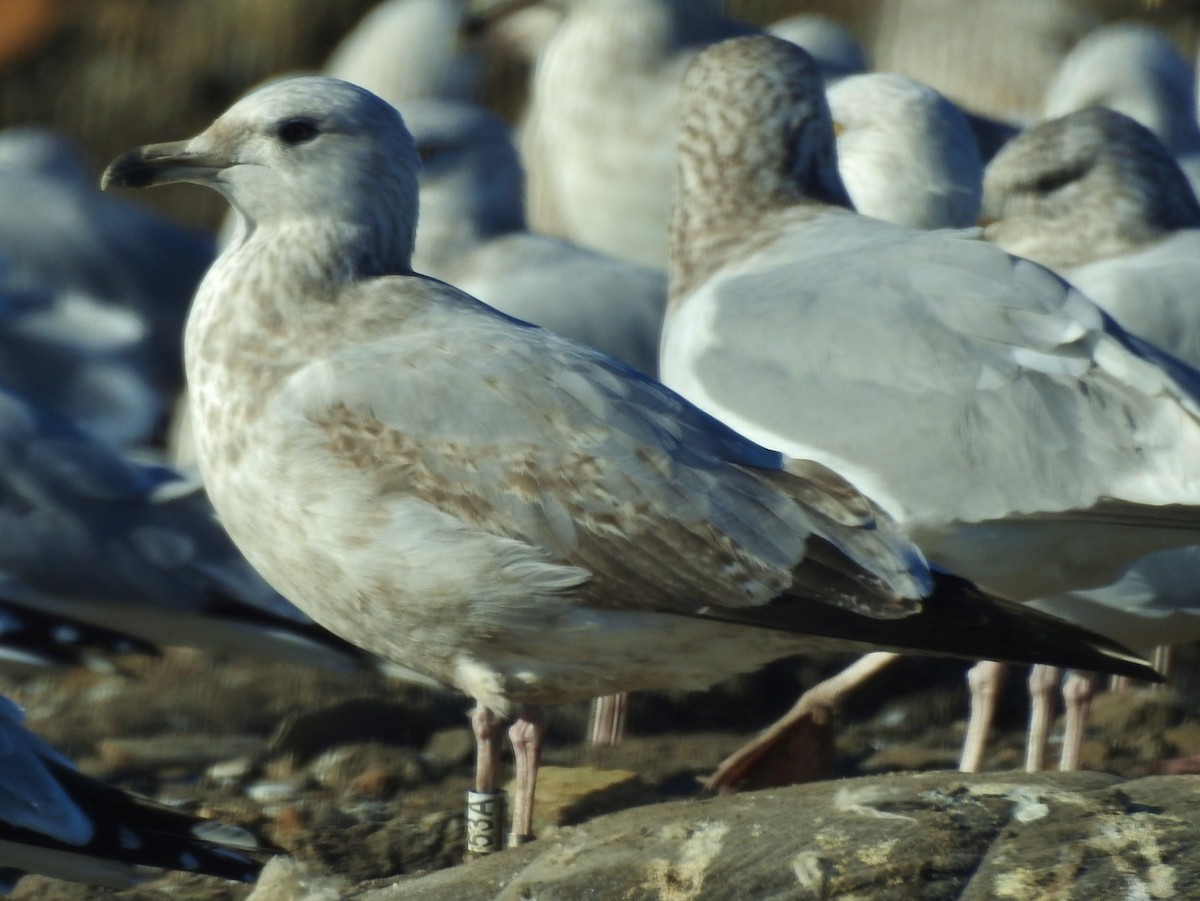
[95,733,265,771]
[507,765,648,833]
[309,743,428,796]
[343,771,1200,900]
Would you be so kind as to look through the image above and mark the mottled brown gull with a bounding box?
[101,75,1154,847]
[659,36,1200,788]
[980,106,1200,771]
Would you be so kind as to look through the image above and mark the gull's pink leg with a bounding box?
[707,651,899,792]
[960,660,1006,773]
[589,692,628,745]
[466,704,506,855]
[1058,670,1096,772]
[508,707,546,845]
[1024,664,1059,772]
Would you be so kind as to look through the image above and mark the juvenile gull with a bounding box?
[981,106,1200,770]
[101,75,1154,846]
[658,36,1200,788]
[827,72,983,229]
[1042,23,1200,193]
[0,694,267,891]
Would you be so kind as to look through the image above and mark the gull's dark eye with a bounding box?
[277,118,320,146]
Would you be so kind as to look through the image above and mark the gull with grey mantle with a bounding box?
[101,76,1153,848]
[659,36,1200,787]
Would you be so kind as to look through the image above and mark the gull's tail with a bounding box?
[699,568,1160,682]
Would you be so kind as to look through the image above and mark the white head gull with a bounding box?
[826,72,983,229]
[101,74,1153,847]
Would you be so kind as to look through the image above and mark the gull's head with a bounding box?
[102,76,421,238]
[676,35,851,217]
[981,106,1200,266]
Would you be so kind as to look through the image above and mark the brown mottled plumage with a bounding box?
[102,74,1153,844]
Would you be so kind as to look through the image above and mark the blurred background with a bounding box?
[1,0,1197,233]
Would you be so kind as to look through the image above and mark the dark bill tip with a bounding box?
[101,147,164,190]
[100,139,219,191]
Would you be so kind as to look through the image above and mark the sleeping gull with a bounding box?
[979,106,1200,770]
[408,99,666,376]
[658,36,1200,789]
[826,72,983,229]
[0,694,267,891]
[101,74,1155,849]
[1042,23,1200,194]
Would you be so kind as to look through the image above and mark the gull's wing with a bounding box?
[278,279,932,622]
[0,696,267,890]
[661,211,1200,599]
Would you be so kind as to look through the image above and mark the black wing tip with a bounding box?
[693,570,1160,682]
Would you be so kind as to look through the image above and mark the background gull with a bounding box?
[102,74,1154,847]
[767,13,867,83]
[0,694,267,891]
[407,99,666,376]
[658,35,1200,789]
[983,106,1200,363]
[0,385,386,674]
[981,106,1200,770]
[0,127,214,447]
[325,0,484,108]
[826,72,983,229]
[520,0,752,267]
[1042,23,1200,194]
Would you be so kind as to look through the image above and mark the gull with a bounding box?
[0,586,158,674]
[100,75,1154,848]
[767,14,867,82]
[983,106,1200,364]
[325,0,484,107]
[0,127,214,444]
[408,99,666,376]
[826,72,983,229]
[521,0,752,267]
[980,106,1200,770]
[0,694,267,891]
[657,36,1200,789]
[1042,23,1200,194]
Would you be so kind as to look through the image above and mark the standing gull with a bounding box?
[658,36,1200,788]
[981,106,1200,770]
[101,75,1154,848]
